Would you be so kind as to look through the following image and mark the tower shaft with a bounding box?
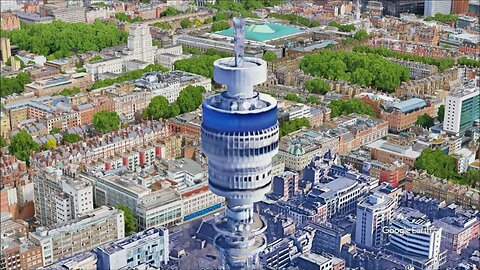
[202,17,279,270]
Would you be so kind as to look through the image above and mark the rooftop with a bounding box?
[392,98,427,114]
[138,188,181,210]
[99,227,166,255]
[30,206,122,241]
[216,21,303,42]
[366,139,421,159]
[47,252,97,270]
[166,158,205,176]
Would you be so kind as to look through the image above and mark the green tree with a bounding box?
[93,110,120,133]
[116,205,137,236]
[211,21,230,32]
[305,78,330,94]
[63,133,81,144]
[268,13,319,28]
[194,19,202,26]
[262,51,277,62]
[327,99,375,118]
[1,20,127,60]
[285,93,303,103]
[174,55,221,79]
[0,72,32,98]
[279,118,311,137]
[180,19,192,29]
[0,135,7,148]
[437,105,445,123]
[161,7,181,17]
[204,17,213,24]
[414,149,457,179]
[213,12,229,22]
[458,57,480,68]
[143,96,170,120]
[328,21,340,27]
[115,13,142,23]
[354,29,369,41]
[43,138,57,150]
[176,85,206,113]
[154,22,172,30]
[353,45,455,72]
[300,50,410,93]
[89,55,103,62]
[169,103,181,118]
[50,127,61,134]
[351,68,373,86]
[461,170,480,187]
[306,96,321,104]
[58,87,81,96]
[331,24,355,32]
[8,130,39,162]
[425,13,458,24]
[416,113,435,129]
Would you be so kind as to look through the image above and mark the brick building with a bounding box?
[0,12,20,31]
[168,112,202,138]
[380,98,436,133]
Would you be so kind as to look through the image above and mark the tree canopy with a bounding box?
[458,57,480,68]
[143,96,170,120]
[416,113,435,129]
[415,149,480,188]
[174,55,221,79]
[0,136,7,148]
[93,110,120,134]
[43,138,57,150]
[1,20,128,60]
[280,118,311,137]
[353,45,455,71]
[328,99,375,118]
[180,19,192,29]
[115,13,142,23]
[63,133,81,144]
[58,87,81,97]
[437,105,445,123]
[262,51,277,62]
[285,93,303,103]
[50,127,61,135]
[161,7,181,17]
[414,149,457,179]
[328,21,355,32]
[211,20,230,32]
[459,170,480,187]
[153,22,173,30]
[174,49,231,79]
[0,72,31,98]
[305,78,330,95]
[354,29,369,41]
[212,0,282,18]
[425,13,458,24]
[8,130,39,162]
[306,96,321,105]
[143,85,206,120]
[300,50,410,93]
[116,205,137,236]
[268,13,319,28]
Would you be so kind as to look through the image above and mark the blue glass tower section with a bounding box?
[201,18,279,270]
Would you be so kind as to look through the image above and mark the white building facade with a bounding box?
[424,0,452,17]
[355,193,397,248]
